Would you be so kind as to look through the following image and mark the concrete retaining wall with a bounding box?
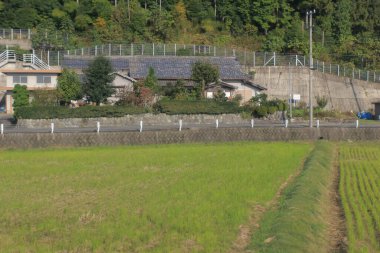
[17,114,248,128]
[252,66,380,112]
[1,128,379,149]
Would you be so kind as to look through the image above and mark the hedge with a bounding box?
[14,106,149,119]
[156,100,242,115]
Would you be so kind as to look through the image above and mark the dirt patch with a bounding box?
[327,148,348,253]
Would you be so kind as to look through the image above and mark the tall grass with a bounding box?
[0,142,311,252]
[248,141,335,253]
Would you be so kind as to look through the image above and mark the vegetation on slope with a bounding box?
[249,141,336,253]
[0,0,378,69]
[0,142,311,252]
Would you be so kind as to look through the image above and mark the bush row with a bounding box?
[155,100,242,115]
[14,106,149,119]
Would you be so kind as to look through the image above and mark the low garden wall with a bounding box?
[1,128,379,149]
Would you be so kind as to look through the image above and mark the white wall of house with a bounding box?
[5,74,58,89]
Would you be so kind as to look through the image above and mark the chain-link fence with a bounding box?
[0,29,32,40]
[25,43,380,84]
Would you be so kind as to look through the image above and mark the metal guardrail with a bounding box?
[22,54,50,69]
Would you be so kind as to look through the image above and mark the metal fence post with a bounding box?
[11,29,13,40]
[119,44,122,56]
[47,50,50,66]
[131,43,134,56]
[273,52,276,66]
[95,45,97,56]
[175,44,177,56]
[57,51,60,66]
[1,124,3,135]
[322,62,324,73]
[153,43,155,56]
[28,29,31,39]
[109,43,111,56]
[337,65,340,76]
[253,51,256,67]
[164,44,166,56]
[359,69,361,80]
[367,71,369,82]
[193,44,196,56]
[214,46,216,57]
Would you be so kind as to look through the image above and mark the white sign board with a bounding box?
[293,94,301,100]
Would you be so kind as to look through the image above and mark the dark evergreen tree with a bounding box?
[83,56,115,105]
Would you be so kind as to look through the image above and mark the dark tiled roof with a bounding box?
[63,56,248,80]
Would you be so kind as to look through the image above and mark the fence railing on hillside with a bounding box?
[30,43,379,84]
[0,29,32,40]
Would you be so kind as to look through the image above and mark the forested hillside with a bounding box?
[0,0,379,69]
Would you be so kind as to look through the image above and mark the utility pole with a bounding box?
[306,10,315,128]
[288,62,293,120]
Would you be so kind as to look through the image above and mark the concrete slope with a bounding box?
[252,66,380,112]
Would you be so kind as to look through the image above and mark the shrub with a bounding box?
[254,106,268,118]
[156,100,241,115]
[31,90,58,106]
[316,95,328,109]
[14,105,148,119]
[268,106,277,114]
[12,84,29,108]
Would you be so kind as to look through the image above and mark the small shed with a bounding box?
[373,101,380,120]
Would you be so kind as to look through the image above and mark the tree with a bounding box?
[12,84,29,108]
[334,0,352,40]
[191,61,219,98]
[57,69,83,104]
[83,56,115,105]
[144,67,158,91]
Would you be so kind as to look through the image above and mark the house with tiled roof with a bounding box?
[64,56,266,103]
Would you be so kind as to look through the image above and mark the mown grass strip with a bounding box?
[248,141,336,253]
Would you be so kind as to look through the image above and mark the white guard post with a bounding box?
[96,121,100,133]
[179,120,182,131]
[50,123,54,133]
[139,120,143,132]
[251,119,254,128]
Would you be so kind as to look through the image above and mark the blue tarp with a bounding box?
[357,112,373,120]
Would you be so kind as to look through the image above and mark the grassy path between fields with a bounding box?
[247,141,345,253]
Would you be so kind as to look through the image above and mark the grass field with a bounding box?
[339,143,380,253]
[0,142,312,252]
[248,141,336,253]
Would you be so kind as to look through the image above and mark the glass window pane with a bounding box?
[44,76,51,83]
[20,76,27,83]
[37,75,44,83]
[13,75,20,83]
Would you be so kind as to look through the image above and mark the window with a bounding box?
[13,75,28,84]
[206,92,213,98]
[225,91,231,98]
[37,75,52,84]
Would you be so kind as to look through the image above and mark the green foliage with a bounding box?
[12,84,29,108]
[191,61,220,98]
[83,56,115,105]
[213,89,228,102]
[57,69,83,104]
[30,90,58,106]
[161,80,187,99]
[144,67,158,91]
[14,105,147,119]
[315,95,328,109]
[156,100,241,115]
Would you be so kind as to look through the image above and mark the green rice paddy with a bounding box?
[0,142,311,252]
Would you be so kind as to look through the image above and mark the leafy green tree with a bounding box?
[334,0,352,39]
[57,69,83,104]
[83,56,115,105]
[144,67,158,91]
[191,61,220,98]
[12,84,29,108]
